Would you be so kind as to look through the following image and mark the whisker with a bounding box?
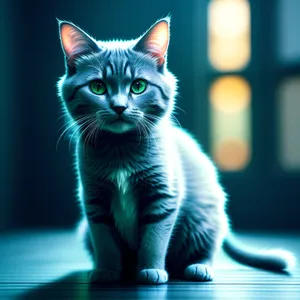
[85,118,99,147]
[81,118,98,156]
[135,120,142,147]
[68,117,94,153]
[173,105,187,115]
[90,119,101,147]
[56,113,96,151]
[137,117,161,156]
[56,112,70,121]
[170,113,182,128]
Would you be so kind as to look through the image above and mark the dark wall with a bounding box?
[1,0,299,231]
[0,0,13,230]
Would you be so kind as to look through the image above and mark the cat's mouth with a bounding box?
[108,116,132,125]
[102,115,136,134]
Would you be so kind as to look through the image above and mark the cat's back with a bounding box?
[170,126,217,175]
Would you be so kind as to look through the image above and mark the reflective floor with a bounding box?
[0,230,299,299]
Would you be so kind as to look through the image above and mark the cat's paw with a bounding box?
[137,269,168,285]
[90,269,121,284]
[184,264,214,281]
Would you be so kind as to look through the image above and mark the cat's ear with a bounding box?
[58,20,99,69]
[133,17,170,66]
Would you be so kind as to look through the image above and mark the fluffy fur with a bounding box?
[57,17,296,285]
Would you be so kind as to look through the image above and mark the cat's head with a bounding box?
[57,18,177,136]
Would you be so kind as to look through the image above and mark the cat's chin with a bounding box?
[102,120,136,134]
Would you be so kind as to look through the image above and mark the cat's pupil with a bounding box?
[96,83,102,91]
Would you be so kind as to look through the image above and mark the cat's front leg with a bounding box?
[88,222,122,283]
[137,200,178,285]
[85,197,122,284]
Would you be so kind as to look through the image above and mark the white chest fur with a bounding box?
[109,168,138,249]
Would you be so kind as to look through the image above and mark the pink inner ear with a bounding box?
[144,21,169,62]
[61,24,86,58]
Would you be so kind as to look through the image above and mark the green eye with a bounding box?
[131,79,147,94]
[90,80,107,95]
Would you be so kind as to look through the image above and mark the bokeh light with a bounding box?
[213,139,250,170]
[210,76,251,171]
[208,0,250,71]
[278,77,300,170]
[210,76,251,113]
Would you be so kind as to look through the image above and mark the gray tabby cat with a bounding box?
[57,17,295,285]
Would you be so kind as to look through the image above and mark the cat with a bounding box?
[57,17,296,285]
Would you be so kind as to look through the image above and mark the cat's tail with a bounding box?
[223,233,296,272]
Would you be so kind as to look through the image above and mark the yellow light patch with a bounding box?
[209,76,251,171]
[208,0,250,71]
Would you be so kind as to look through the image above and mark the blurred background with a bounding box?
[0,0,299,232]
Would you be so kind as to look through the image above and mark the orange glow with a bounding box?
[209,0,250,71]
[213,139,250,170]
[210,76,251,113]
[209,75,251,171]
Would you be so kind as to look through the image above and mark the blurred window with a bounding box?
[277,0,300,63]
[277,0,300,171]
[210,76,251,171]
[208,0,251,171]
[278,77,300,170]
[208,0,250,71]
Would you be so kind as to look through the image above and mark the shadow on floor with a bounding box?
[18,271,171,300]
[17,269,299,300]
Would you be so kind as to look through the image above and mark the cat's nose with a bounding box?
[112,105,127,115]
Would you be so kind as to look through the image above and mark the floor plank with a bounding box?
[0,230,299,299]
